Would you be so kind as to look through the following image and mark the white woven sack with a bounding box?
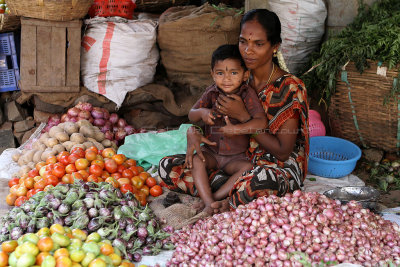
[81,17,159,107]
[268,0,327,75]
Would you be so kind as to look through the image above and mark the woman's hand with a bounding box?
[216,94,250,122]
[218,116,237,137]
[185,127,216,169]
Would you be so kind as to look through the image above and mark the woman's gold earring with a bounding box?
[273,50,277,57]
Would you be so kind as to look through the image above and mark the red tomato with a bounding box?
[61,174,73,184]
[129,166,139,176]
[44,165,53,172]
[87,175,99,183]
[122,169,134,178]
[105,177,119,188]
[91,159,105,169]
[112,154,126,165]
[46,156,57,165]
[28,169,39,178]
[65,164,77,174]
[104,159,118,173]
[149,185,163,197]
[125,159,137,167]
[71,147,85,158]
[101,171,110,179]
[52,165,66,178]
[35,162,46,172]
[137,166,144,173]
[68,153,80,164]
[24,177,34,189]
[111,172,122,180]
[57,151,70,161]
[78,170,90,181]
[145,177,157,188]
[117,165,126,174]
[131,176,143,189]
[46,175,59,186]
[89,164,103,177]
[117,178,131,186]
[102,148,116,159]
[26,189,36,198]
[75,158,90,171]
[15,196,28,207]
[85,150,97,161]
[120,184,134,194]
[59,155,70,166]
[8,177,19,188]
[140,185,150,196]
[86,146,98,154]
[34,179,47,190]
[71,172,83,182]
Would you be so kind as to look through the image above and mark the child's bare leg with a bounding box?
[192,153,217,215]
[213,160,254,201]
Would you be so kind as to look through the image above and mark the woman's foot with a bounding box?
[202,205,214,216]
[210,198,230,213]
[192,201,205,212]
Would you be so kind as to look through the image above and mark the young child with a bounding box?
[188,44,267,214]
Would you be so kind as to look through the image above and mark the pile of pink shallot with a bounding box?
[168,191,400,267]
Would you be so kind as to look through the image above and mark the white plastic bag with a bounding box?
[268,0,327,74]
[81,17,159,107]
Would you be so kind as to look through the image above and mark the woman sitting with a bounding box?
[158,8,309,213]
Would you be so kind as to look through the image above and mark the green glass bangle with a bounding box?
[192,125,204,135]
[250,133,259,138]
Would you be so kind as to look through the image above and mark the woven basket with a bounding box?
[328,60,400,153]
[135,0,188,12]
[0,14,20,32]
[6,0,94,21]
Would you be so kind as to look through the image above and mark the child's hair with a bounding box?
[211,44,246,70]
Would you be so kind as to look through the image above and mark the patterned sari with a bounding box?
[158,74,309,208]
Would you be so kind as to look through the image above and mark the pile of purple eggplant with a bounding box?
[0,181,174,262]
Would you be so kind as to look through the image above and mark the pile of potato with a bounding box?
[12,120,118,175]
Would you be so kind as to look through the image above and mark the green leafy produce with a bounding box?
[301,0,400,105]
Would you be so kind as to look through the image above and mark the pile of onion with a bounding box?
[45,102,137,146]
[168,191,400,267]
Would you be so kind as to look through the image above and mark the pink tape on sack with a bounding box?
[97,22,115,95]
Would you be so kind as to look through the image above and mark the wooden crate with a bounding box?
[20,18,82,93]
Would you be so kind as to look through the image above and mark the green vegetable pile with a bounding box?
[301,0,400,105]
[367,159,400,192]
[0,181,173,262]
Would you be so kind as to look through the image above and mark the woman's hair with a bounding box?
[240,9,282,46]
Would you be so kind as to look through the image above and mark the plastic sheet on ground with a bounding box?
[136,250,174,266]
[381,207,400,227]
[0,123,46,180]
[304,173,365,194]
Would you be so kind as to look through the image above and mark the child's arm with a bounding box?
[220,112,266,135]
[188,108,215,125]
[189,87,217,125]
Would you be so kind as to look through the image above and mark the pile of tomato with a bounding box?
[7,147,163,207]
[0,224,135,267]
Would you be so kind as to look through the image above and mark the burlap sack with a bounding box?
[149,189,209,230]
[157,3,242,94]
